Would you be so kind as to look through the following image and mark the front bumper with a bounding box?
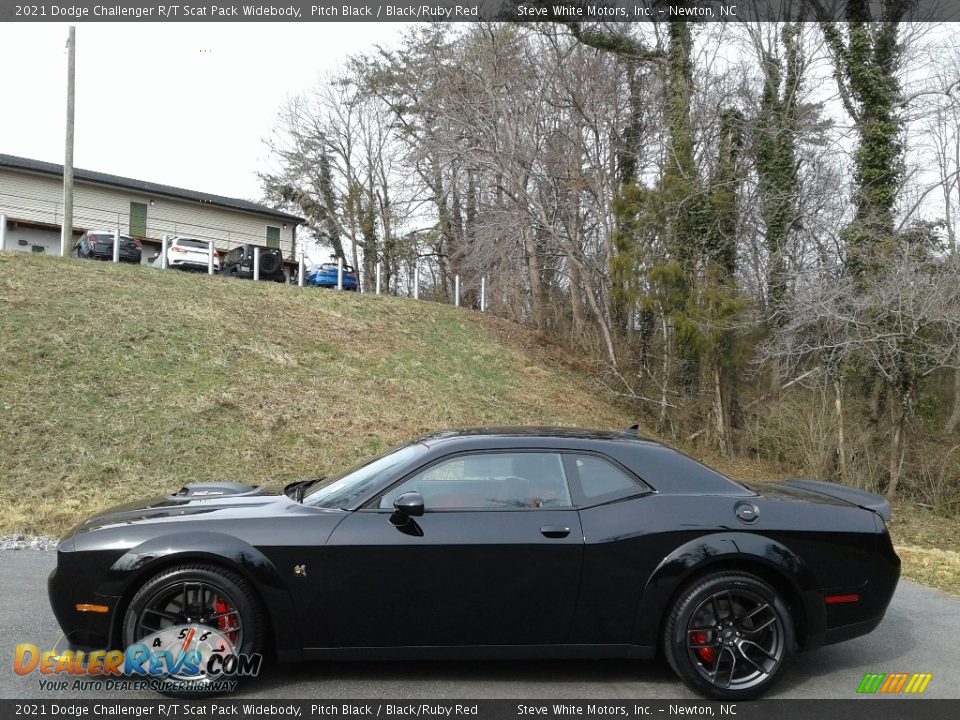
[48,545,124,651]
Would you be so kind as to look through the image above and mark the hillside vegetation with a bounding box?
[0,253,957,597]
[0,253,638,534]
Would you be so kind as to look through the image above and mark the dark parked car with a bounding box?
[73,230,142,263]
[220,243,285,282]
[304,262,359,291]
[49,427,899,699]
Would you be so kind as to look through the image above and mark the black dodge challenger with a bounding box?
[49,427,900,699]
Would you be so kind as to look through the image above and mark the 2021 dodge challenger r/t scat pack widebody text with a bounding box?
[49,427,900,699]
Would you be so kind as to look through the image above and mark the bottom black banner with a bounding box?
[2,700,958,720]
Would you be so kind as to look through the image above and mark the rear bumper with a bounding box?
[88,248,141,263]
[169,258,220,271]
[309,278,358,289]
[225,265,285,281]
[799,541,900,651]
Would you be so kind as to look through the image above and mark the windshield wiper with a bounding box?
[293,476,327,503]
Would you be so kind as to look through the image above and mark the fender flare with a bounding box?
[631,531,823,648]
[97,531,300,657]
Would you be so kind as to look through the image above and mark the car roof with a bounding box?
[414,426,661,448]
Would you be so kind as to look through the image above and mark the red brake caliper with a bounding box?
[214,596,238,646]
[690,631,714,665]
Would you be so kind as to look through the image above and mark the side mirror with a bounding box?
[393,491,425,518]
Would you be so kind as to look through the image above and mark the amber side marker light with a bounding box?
[75,603,109,613]
[824,594,860,604]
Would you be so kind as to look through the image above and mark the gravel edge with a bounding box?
[0,535,59,551]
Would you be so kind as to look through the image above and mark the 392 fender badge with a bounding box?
[294,564,307,577]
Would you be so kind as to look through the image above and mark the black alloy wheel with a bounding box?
[122,564,264,691]
[664,571,793,699]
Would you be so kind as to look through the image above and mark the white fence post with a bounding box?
[337,257,343,290]
[298,255,304,287]
[0,214,6,252]
[159,235,167,269]
[413,265,419,300]
[253,246,260,282]
[376,262,381,295]
[207,241,215,275]
[480,277,486,312]
[112,228,120,263]
[454,275,460,308]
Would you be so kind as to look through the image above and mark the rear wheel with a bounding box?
[663,571,793,700]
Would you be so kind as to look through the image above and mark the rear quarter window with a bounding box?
[625,446,742,494]
[570,454,646,504]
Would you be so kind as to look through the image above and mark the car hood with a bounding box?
[62,482,294,538]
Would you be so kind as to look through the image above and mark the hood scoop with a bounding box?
[174,482,262,499]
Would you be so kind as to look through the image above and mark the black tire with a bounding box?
[122,563,265,693]
[259,252,281,275]
[663,571,793,700]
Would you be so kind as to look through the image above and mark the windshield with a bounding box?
[304,443,423,509]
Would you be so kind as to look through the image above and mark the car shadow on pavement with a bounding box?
[236,658,687,699]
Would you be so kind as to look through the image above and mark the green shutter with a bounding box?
[129,202,148,237]
[266,226,280,249]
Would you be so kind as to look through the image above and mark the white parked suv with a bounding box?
[150,237,221,272]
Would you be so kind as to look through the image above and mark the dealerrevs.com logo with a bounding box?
[14,625,262,693]
[856,672,933,694]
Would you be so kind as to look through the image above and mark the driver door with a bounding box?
[312,450,583,650]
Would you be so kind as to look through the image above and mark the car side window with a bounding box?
[378,452,572,510]
[572,455,644,502]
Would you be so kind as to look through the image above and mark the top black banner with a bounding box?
[1,0,959,23]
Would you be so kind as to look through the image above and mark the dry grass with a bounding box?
[894,545,960,596]
[1,252,958,598]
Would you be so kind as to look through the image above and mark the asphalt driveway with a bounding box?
[1,549,957,699]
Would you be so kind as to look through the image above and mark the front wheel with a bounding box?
[122,563,265,693]
[663,571,793,700]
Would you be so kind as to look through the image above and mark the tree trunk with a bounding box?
[575,257,617,368]
[947,364,960,435]
[659,314,671,433]
[869,374,884,425]
[713,357,729,456]
[567,259,587,336]
[524,229,546,331]
[886,406,905,498]
[834,377,847,482]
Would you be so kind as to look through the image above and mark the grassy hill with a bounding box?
[0,253,639,534]
[1,252,957,596]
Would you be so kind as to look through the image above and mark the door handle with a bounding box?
[540,525,571,539]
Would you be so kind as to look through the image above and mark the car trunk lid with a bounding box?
[755,478,892,521]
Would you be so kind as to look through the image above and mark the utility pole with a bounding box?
[61,26,76,257]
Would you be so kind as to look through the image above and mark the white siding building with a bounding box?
[0,154,302,270]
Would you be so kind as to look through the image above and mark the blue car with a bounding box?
[304,262,359,291]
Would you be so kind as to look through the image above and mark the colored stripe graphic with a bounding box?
[858,672,932,694]
[857,673,885,693]
[906,674,933,694]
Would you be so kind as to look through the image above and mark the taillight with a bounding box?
[134,239,142,249]
[170,246,185,253]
